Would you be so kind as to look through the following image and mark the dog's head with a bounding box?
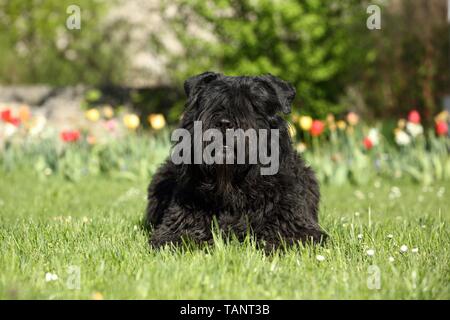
[175,72,296,192]
[182,71,295,131]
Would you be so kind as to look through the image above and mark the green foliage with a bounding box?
[0,0,127,85]
[166,0,367,118]
[1,0,447,120]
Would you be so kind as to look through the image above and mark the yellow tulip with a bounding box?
[123,114,140,130]
[327,114,336,132]
[148,113,166,130]
[299,116,313,131]
[336,120,347,130]
[326,113,335,124]
[85,108,100,122]
[19,105,31,122]
[397,119,406,130]
[102,105,114,119]
[434,110,449,123]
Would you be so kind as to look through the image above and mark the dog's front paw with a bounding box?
[301,227,328,245]
[149,228,181,250]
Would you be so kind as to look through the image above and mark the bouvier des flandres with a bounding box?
[145,72,327,250]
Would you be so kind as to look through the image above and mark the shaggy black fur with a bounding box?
[145,72,327,250]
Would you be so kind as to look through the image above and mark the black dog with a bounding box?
[145,72,327,250]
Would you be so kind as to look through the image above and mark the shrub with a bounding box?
[165,0,368,118]
[0,0,128,85]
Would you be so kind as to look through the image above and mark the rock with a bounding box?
[0,85,53,106]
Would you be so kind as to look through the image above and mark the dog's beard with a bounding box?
[214,161,234,194]
[203,145,235,194]
[198,145,253,196]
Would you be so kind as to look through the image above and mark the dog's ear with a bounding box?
[261,74,296,114]
[184,71,220,97]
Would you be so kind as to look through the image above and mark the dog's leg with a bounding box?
[257,218,328,252]
[145,163,177,229]
[149,207,213,249]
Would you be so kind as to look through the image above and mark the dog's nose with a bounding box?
[217,118,233,130]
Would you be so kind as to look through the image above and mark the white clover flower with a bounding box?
[366,249,375,256]
[357,234,363,239]
[388,257,395,262]
[400,245,408,253]
[316,255,325,262]
[389,186,402,199]
[45,272,58,282]
[354,191,365,200]
[387,234,394,239]
[45,273,52,282]
[392,186,401,195]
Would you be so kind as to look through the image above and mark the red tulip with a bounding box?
[1,109,12,122]
[310,120,325,137]
[8,117,21,127]
[435,121,448,136]
[1,109,21,126]
[408,110,421,124]
[60,130,81,142]
[363,137,373,150]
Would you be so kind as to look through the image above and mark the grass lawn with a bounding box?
[0,170,449,299]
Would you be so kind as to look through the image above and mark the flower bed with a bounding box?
[1,105,449,185]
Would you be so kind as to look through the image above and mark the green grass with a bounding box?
[0,170,449,299]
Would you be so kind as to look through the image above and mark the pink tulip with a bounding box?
[408,110,421,124]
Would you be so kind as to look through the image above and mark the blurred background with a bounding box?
[0,0,449,185]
